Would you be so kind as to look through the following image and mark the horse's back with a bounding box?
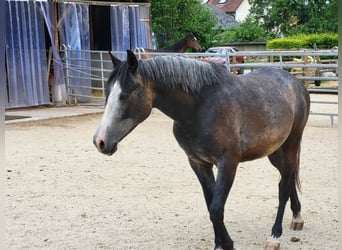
[241,67,306,90]
[195,67,310,161]
[239,67,310,112]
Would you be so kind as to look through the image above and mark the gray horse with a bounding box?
[94,50,310,250]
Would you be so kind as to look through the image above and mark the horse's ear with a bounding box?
[108,51,121,67]
[126,50,138,72]
[186,32,195,40]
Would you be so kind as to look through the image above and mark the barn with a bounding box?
[4,0,151,108]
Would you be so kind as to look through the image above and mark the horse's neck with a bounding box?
[151,83,196,122]
[160,38,187,52]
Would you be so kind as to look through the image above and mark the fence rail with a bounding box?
[62,49,113,104]
[61,48,338,125]
[310,100,338,127]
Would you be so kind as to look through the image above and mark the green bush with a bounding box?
[267,33,338,50]
[213,17,269,44]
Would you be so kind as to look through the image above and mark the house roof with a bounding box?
[206,0,244,13]
[206,4,239,29]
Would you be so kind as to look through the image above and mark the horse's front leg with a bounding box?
[209,156,238,250]
[189,159,215,209]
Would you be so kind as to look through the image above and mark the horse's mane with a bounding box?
[138,56,230,93]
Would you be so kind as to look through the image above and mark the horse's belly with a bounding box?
[240,124,292,162]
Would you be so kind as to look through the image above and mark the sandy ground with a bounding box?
[5,95,337,250]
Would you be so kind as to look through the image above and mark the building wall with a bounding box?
[235,0,250,22]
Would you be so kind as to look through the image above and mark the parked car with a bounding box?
[202,46,245,74]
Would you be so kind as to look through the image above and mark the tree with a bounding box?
[248,0,337,37]
[151,0,218,50]
[214,17,270,43]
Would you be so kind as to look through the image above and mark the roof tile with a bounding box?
[206,0,243,13]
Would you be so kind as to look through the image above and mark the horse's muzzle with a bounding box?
[93,135,118,156]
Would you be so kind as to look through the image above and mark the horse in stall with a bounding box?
[93,50,310,250]
[134,32,202,59]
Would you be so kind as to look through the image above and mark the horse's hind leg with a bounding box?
[265,133,304,249]
[289,184,304,230]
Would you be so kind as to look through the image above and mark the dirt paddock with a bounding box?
[5,99,337,249]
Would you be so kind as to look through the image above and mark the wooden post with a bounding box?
[270,55,274,63]
[303,55,309,88]
[232,56,237,75]
[315,55,320,77]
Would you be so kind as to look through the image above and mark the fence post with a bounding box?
[269,53,274,63]
[63,46,72,104]
[315,55,320,75]
[225,50,230,72]
[313,55,320,86]
[232,56,237,74]
[100,51,105,100]
[279,54,283,69]
[303,55,309,88]
[137,48,142,59]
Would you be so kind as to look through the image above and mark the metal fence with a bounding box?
[309,100,338,127]
[61,48,338,125]
[135,49,338,82]
[62,49,113,105]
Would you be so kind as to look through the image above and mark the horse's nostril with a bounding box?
[95,137,105,152]
[98,140,105,150]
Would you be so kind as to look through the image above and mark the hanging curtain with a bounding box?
[58,2,91,103]
[110,5,151,60]
[110,5,130,60]
[129,5,151,51]
[5,0,50,108]
[37,1,67,106]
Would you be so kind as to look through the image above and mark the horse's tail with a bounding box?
[294,144,302,193]
[296,89,310,193]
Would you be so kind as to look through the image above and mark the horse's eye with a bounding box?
[119,93,129,101]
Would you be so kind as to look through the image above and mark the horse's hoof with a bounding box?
[265,236,280,250]
[214,244,234,250]
[290,217,304,230]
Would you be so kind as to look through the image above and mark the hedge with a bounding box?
[267,33,338,50]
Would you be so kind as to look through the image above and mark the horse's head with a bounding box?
[186,32,202,52]
[93,50,153,155]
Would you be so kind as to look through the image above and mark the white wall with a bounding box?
[235,0,250,22]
